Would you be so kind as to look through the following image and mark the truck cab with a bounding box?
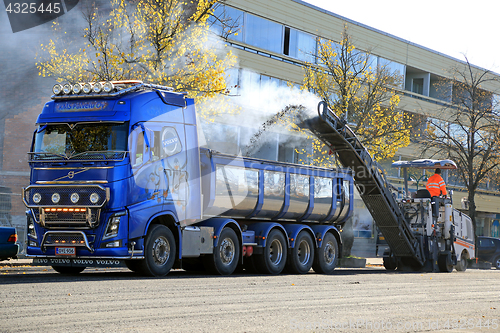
[24,81,201,273]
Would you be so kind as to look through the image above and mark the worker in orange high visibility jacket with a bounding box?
[426,168,447,197]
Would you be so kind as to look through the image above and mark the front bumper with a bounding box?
[29,255,144,268]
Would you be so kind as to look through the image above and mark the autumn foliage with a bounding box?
[302,25,411,161]
[36,0,236,117]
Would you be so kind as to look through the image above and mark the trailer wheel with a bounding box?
[312,232,338,274]
[139,224,176,277]
[454,251,468,272]
[438,253,453,273]
[204,228,240,275]
[255,229,287,275]
[287,231,315,274]
[51,266,85,275]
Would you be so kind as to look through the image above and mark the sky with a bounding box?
[304,0,500,73]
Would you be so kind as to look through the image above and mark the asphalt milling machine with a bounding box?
[307,101,475,272]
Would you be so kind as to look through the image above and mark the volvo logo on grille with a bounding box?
[53,168,89,182]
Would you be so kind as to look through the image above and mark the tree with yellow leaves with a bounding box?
[36,0,236,117]
[302,25,411,161]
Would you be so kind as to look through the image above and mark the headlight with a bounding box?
[103,82,114,93]
[33,193,42,204]
[28,215,37,239]
[70,193,79,204]
[72,83,82,94]
[92,82,103,93]
[52,84,63,95]
[82,83,92,94]
[51,193,60,204]
[62,83,72,95]
[103,215,121,239]
[90,193,99,204]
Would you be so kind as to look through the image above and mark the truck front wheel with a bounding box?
[139,224,176,277]
[255,229,287,275]
[204,227,240,275]
[313,232,338,274]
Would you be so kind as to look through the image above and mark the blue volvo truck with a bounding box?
[24,81,353,276]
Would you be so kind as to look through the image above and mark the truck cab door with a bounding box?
[159,124,188,222]
[128,124,167,239]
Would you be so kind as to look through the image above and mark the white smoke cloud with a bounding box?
[198,68,321,159]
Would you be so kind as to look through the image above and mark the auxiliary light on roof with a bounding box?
[50,80,175,100]
[92,82,103,93]
[52,81,120,96]
[82,83,92,94]
[62,84,72,95]
[72,83,82,94]
[52,84,63,95]
[103,82,114,93]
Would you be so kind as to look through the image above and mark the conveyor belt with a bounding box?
[307,102,424,264]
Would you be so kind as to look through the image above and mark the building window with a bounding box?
[225,67,240,95]
[378,57,405,88]
[429,77,452,102]
[412,78,424,95]
[493,95,500,116]
[492,220,499,238]
[284,27,316,62]
[245,13,283,54]
[260,75,281,87]
[209,5,244,42]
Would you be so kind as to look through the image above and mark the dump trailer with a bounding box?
[307,101,475,272]
[24,81,353,276]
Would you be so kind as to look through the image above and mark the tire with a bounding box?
[255,229,287,275]
[287,231,315,274]
[125,260,142,273]
[138,224,176,277]
[438,253,454,273]
[203,228,240,275]
[455,251,468,272]
[51,266,85,275]
[494,256,500,270]
[382,250,398,271]
[313,232,338,274]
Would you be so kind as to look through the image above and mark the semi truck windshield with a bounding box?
[33,122,128,160]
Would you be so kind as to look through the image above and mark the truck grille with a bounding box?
[38,208,99,228]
